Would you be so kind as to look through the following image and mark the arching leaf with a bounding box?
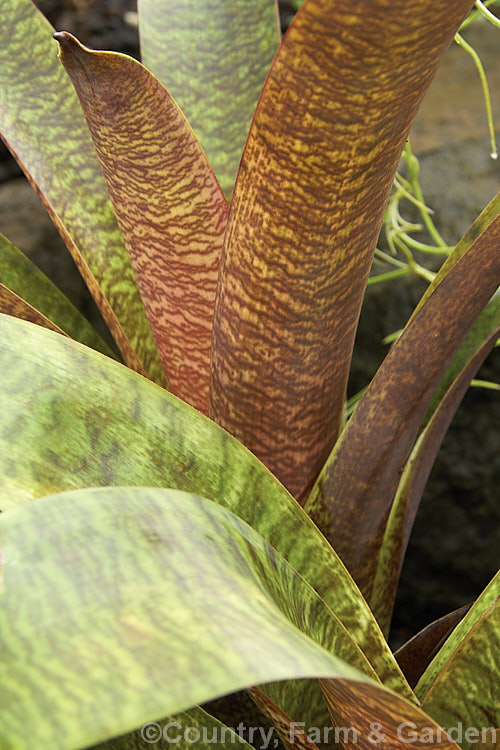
[370,326,500,633]
[306,209,500,603]
[55,33,229,414]
[0,487,455,750]
[0,313,411,701]
[0,0,164,384]
[0,233,116,357]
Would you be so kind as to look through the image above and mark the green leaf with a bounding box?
[419,573,500,749]
[90,707,254,750]
[0,486,456,750]
[209,0,473,502]
[394,605,471,690]
[416,571,500,699]
[137,0,281,198]
[306,208,500,604]
[0,283,66,336]
[0,233,116,357]
[370,324,500,634]
[0,0,164,385]
[0,313,412,702]
[54,32,229,415]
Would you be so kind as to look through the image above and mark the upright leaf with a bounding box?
[370,326,500,633]
[0,0,164,384]
[0,313,412,701]
[210,0,473,502]
[419,574,500,749]
[394,605,471,689]
[306,211,500,601]
[0,487,455,750]
[55,33,229,414]
[416,571,500,700]
[0,284,66,335]
[138,0,281,198]
[0,233,116,357]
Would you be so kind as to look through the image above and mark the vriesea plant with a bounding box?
[0,1,499,749]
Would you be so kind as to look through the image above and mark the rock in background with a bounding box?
[0,3,498,645]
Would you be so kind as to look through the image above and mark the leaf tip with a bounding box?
[52,31,87,65]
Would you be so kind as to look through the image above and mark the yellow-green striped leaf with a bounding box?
[55,32,229,414]
[138,0,281,198]
[0,0,164,384]
[210,0,473,502]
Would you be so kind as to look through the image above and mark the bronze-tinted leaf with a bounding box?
[0,283,66,335]
[394,605,471,690]
[210,0,473,501]
[370,326,500,633]
[0,0,164,384]
[306,210,500,601]
[55,32,228,413]
[321,679,458,749]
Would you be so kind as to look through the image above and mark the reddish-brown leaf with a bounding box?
[370,326,500,633]
[210,0,473,501]
[55,33,229,414]
[306,212,500,601]
[394,605,471,690]
[320,678,459,749]
[0,283,66,336]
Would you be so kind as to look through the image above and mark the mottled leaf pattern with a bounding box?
[210,0,473,502]
[370,326,500,634]
[0,313,412,702]
[306,210,500,601]
[0,283,66,335]
[0,487,454,750]
[321,679,458,749]
[0,233,116,357]
[394,605,471,689]
[55,33,229,413]
[92,707,253,750]
[420,574,499,750]
[138,0,281,198]
[416,571,500,700]
[0,0,164,384]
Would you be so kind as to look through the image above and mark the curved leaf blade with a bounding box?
[306,210,500,602]
[420,574,500,749]
[55,33,229,414]
[210,0,473,502]
[0,487,455,750]
[416,571,500,700]
[320,678,457,750]
[0,283,66,336]
[137,0,281,198]
[370,324,500,634]
[394,605,471,690]
[0,0,164,384]
[0,233,116,357]
[0,313,411,701]
[93,707,254,750]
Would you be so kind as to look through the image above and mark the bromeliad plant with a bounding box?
[0,1,499,749]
